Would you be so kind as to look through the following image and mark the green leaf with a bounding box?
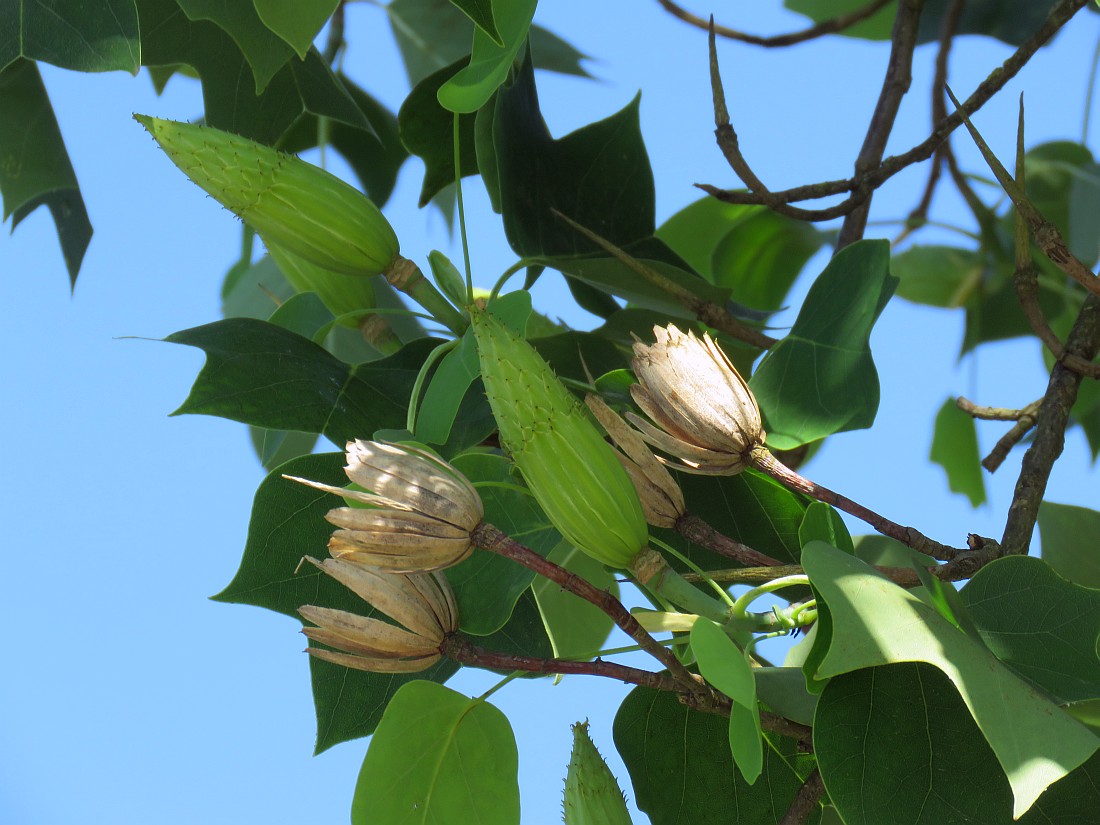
[532,542,618,660]
[691,618,763,784]
[352,681,519,825]
[0,0,139,73]
[267,291,335,341]
[253,0,339,58]
[248,426,318,470]
[1017,141,1098,265]
[803,541,1100,817]
[891,245,984,308]
[1037,502,1100,588]
[138,0,369,145]
[0,59,92,287]
[815,663,1017,825]
[221,255,294,320]
[528,25,591,78]
[493,51,654,258]
[438,0,536,113]
[398,60,480,207]
[448,0,500,44]
[446,451,560,635]
[415,332,480,446]
[798,503,854,555]
[959,555,1100,705]
[614,688,818,825]
[783,0,896,41]
[750,240,897,450]
[166,319,436,443]
[428,249,469,309]
[929,398,986,506]
[852,534,933,568]
[177,0,295,93]
[754,667,818,727]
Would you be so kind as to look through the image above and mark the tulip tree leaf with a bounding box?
[137,0,369,145]
[532,542,617,660]
[399,60,480,207]
[351,681,519,825]
[930,398,986,507]
[614,687,818,825]
[802,541,1100,818]
[1037,502,1100,588]
[891,245,984,308]
[754,667,818,727]
[166,318,437,444]
[815,663,1017,825]
[750,240,897,450]
[447,451,561,636]
[253,0,340,58]
[0,0,140,73]
[0,59,92,286]
[799,503,854,555]
[437,0,536,113]
[959,555,1100,704]
[448,0,501,44]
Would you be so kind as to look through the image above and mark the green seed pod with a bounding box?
[562,722,633,825]
[471,308,648,569]
[268,242,376,328]
[135,115,400,278]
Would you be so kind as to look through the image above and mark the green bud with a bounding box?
[562,722,633,825]
[267,242,376,328]
[135,115,400,278]
[471,308,648,569]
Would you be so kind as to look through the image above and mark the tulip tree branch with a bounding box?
[674,513,786,567]
[655,0,893,47]
[779,769,826,825]
[701,0,1088,221]
[751,448,961,560]
[470,522,710,698]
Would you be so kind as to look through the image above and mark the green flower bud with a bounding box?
[135,115,399,277]
[471,309,648,569]
[563,722,633,825]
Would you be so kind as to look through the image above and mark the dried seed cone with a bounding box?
[630,324,764,475]
[471,309,648,569]
[299,556,458,673]
[286,440,483,573]
[135,115,400,277]
[562,722,633,825]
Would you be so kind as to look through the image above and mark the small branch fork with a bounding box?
[656,0,892,48]
[957,397,1043,473]
[701,0,1089,222]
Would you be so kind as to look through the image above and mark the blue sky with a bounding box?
[2,3,1099,823]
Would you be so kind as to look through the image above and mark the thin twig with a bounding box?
[838,0,926,248]
[1002,295,1100,553]
[471,522,708,697]
[983,399,1043,473]
[779,769,826,825]
[701,0,1088,220]
[657,0,892,47]
[675,513,785,567]
[956,396,1039,421]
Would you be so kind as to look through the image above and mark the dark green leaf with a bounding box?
[960,555,1100,704]
[352,681,519,825]
[447,451,560,635]
[755,667,818,727]
[438,0,536,113]
[176,0,295,93]
[267,291,335,341]
[398,60,479,206]
[528,24,592,78]
[1038,501,1100,588]
[254,0,339,58]
[798,503,854,555]
[815,663,1015,825]
[929,398,986,506]
[961,256,1067,353]
[802,541,1100,817]
[494,51,654,257]
[531,331,629,384]
[783,0,896,41]
[0,59,92,286]
[248,426,319,470]
[166,319,437,444]
[614,687,817,825]
[415,334,479,446]
[448,0,500,44]
[750,240,897,450]
[1020,752,1100,824]
[532,542,618,660]
[0,0,139,73]
[221,256,294,320]
[1017,141,1097,264]
[1069,161,1100,268]
[138,0,369,145]
[892,245,984,308]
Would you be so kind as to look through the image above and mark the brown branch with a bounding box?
[657,0,892,47]
[471,522,708,698]
[701,0,1088,220]
[837,0,926,248]
[680,690,814,746]
[443,634,681,692]
[956,396,1039,421]
[780,769,826,825]
[1002,294,1100,553]
[675,513,785,567]
[981,400,1042,473]
[751,447,960,560]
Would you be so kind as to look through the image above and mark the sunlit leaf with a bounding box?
[1037,502,1100,588]
[253,0,340,58]
[438,0,536,113]
[929,398,985,506]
